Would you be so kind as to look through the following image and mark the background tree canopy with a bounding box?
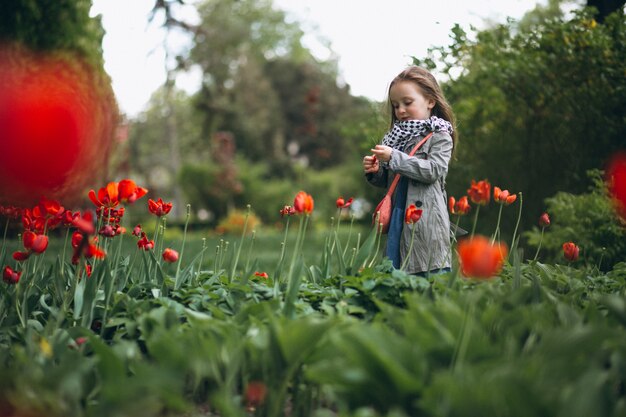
[414,2,625,238]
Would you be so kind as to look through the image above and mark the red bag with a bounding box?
[372,133,433,234]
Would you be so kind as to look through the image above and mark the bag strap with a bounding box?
[384,132,433,197]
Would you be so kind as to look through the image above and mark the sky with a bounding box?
[90,0,547,117]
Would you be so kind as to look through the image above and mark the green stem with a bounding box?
[228,205,250,282]
[342,215,355,258]
[532,226,545,262]
[60,228,70,276]
[174,205,191,288]
[470,205,481,238]
[509,192,523,255]
[275,217,291,280]
[244,230,256,272]
[400,223,417,271]
[491,204,504,243]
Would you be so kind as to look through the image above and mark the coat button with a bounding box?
[414,200,423,207]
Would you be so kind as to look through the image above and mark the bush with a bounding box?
[524,170,626,269]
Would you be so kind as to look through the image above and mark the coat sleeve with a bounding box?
[365,168,389,189]
[388,132,452,184]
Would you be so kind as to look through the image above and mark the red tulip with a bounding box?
[89,182,119,208]
[458,235,508,279]
[254,271,269,279]
[293,191,314,214]
[279,205,296,217]
[137,234,155,251]
[336,196,353,209]
[22,230,48,254]
[12,251,30,261]
[493,187,517,205]
[118,179,148,204]
[162,248,179,263]
[404,204,423,224]
[563,242,579,262]
[3,266,21,285]
[449,196,471,215]
[467,180,491,205]
[148,198,173,217]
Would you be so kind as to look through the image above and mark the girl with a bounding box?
[363,66,456,275]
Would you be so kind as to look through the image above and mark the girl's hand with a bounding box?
[371,145,392,164]
[363,155,379,173]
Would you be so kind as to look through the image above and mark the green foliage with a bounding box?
[0,0,106,67]
[1,218,626,416]
[414,6,626,237]
[524,170,626,269]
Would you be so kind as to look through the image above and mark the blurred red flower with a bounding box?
[606,152,626,220]
[458,235,508,279]
[563,242,579,262]
[162,248,179,263]
[467,180,491,205]
[2,266,21,285]
[245,381,267,409]
[148,198,173,217]
[279,205,296,217]
[449,196,471,215]
[336,196,353,209]
[137,234,155,251]
[294,191,314,214]
[254,271,269,279]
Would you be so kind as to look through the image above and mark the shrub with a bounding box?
[524,170,626,269]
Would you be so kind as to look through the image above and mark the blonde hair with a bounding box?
[387,66,457,147]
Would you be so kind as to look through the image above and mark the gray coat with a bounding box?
[367,131,453,273]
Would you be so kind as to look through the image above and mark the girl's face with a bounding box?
[389,81,434,122]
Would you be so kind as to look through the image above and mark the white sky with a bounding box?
[90,0,547,117]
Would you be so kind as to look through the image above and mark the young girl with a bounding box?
[363,66,456,275]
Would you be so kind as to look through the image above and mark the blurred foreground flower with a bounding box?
[458,235,508,279]
[245,381,267,410]
[606,152,626,220]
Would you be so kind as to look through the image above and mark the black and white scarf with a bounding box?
[382,116,453,150]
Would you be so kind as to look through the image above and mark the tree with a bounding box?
[412,3,626,239]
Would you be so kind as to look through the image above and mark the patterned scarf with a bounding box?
[382,116,453,150]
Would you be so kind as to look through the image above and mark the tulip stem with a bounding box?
[470,205,480,238]
[509,192,523,257]
[400,224,417,271]
[229,205,250,283]
[175,204,191,288]
[491,204,504,244]
[533,226,545,262]
[275,217,291,281]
